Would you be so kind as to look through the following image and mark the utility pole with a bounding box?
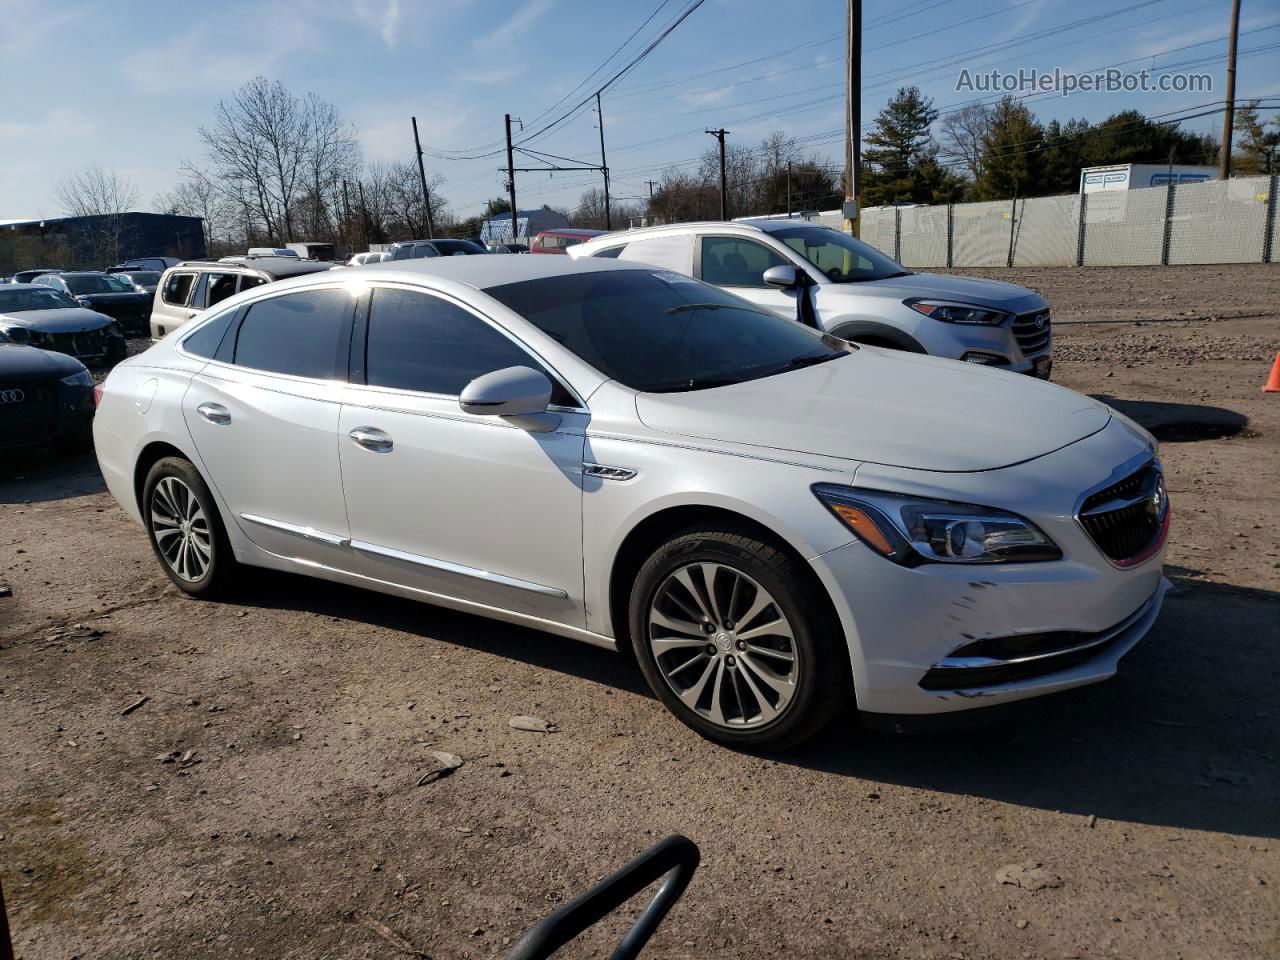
[845,0,862,236]
[505,114,520,244]
[787,161,793,217]
[356,179,371,249]
[596,93,612,230]
[1218,0,1241,180]
[706,128,728,220]
[411,117,435,239]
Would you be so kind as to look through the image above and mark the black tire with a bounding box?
[142,456,238,599]
[628,524,850,750]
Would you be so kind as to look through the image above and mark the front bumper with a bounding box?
[913,309,1052,377]
[807,422,1167,717]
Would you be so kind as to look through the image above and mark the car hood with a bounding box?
[0,308,115,332]
[634,348,1110,472]
[0,342,85,377]
[834,272,1046,313]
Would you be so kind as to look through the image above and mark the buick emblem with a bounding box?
[0,388,24,404]
[1034,313,1047,330]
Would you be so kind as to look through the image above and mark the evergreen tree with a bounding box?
[1080,110,1217,167]
[1040,118,1089,194]
[974,97,1044,200]
[862,87,946,206]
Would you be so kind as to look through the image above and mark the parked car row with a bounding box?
[92,250,1161,748]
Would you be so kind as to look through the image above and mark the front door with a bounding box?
[338,285,586,625]
[183,285,357,569]
[697,234,805,323]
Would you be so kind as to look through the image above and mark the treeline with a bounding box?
[860,86,1278,207]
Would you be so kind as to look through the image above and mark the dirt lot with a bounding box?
[2,263,1277,960]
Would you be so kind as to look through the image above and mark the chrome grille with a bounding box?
[1011,309,1051,356]
[1077,461,1167,566]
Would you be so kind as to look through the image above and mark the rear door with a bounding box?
[182,284,358,570]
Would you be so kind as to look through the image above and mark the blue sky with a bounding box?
[2,0,1277,222]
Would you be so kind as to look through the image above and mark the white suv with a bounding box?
[570,220,1053,378]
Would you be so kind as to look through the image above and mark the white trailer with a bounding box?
[1080,163,1217,194]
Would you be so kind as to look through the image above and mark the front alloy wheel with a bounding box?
[630,525,849,750]
[648,563,799,728]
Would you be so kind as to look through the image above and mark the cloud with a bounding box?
[1131,15,1277,61]
[457,65,525,85]
[473,0,554,51]
[350,0,401,46]
[355,103,470,163]
[681,85,735,106]
[120,20,316,94]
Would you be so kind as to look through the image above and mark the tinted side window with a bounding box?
[238,275,267,293]
[592,246,625,259]
[700,237,789,287]
[233,289,351,379]
[206,273,239,307]
[182,308,237,358]
[365,288,573,405]
[163,272,196,305]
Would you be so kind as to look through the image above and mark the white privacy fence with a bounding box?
[856,175,1277,268]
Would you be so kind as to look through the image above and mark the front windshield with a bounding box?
[486,269,849,393]
[772,226,910,283]
[0,288,80,312]
[64,274,133,295]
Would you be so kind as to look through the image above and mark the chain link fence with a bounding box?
[855,174,1277,268]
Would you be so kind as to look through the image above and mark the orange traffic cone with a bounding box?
[1265,352,1280,393]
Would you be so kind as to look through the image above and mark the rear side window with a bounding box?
[364,287,573,404]
[238,275,266,293]
[182,308,237,358]
[700,237,789,287]
[206,273,239,307]
[233,289,352,379]
[611,234,694,274]
[163,272,196,305]
[592,246,625,259]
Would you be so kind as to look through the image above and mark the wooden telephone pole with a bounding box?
[706,128,728,220]
[1218,0,1241,179]
[845,0,862,235]
[411,117,435,239]
[505,114,520,244]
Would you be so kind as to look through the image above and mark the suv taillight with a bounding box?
[93,383,104,407]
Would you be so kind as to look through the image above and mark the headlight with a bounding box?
[0,324,29,343]
[106,322,124,338]
[61,368,94,388]
[77,297,95,308]
[813,484,1062,565]
[906,299,1009,325]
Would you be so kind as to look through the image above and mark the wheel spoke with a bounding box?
[707,660,727,726]
[736,616,793,643]
[667,651,709,679]
[740,653,795,697]
[676,657,717,709]
[698,564,724,624]
[734,589,775,634]
[649,609,705,638]
[672,568,715,623]
[747,642,795,663]
[652,635,708,656]
[734,663,780,723]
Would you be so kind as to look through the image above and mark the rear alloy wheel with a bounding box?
[143,457,237,598]
[630,525,849,750]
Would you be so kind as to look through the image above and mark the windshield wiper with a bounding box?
[643,374,745,393]
[760,353,844,377]
[665,302,732,314]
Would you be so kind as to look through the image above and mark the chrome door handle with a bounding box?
[348,426,393,453]
[197,402,231,425]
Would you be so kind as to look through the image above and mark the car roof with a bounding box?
[2,283,50,290]
[539,228,604,237]
[175,257,333,279]
[347,252,651,290]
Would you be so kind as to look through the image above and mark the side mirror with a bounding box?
[459,365,552,417]
[763,265,801,289]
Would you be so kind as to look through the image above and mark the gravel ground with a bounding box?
[2,264,1277,960]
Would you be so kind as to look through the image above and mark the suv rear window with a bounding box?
[163,273,196,305]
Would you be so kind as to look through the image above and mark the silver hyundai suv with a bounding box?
[570,220,1053,378]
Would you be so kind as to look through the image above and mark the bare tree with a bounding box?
[55,164,140,264]
[939,104,993,182]
[155,164,238,254]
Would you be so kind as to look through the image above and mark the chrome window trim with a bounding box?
[349,539,568,599]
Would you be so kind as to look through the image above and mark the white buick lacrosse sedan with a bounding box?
[93,256,1169,748]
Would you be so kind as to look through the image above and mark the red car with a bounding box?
[528,228,606,254]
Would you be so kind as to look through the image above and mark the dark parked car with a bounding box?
[0,338,97,452]
[10,268,64,284]
[107,269,162,296]
[0,284,125,365]
[111,256,180,273]
[387,238,488,260]
[33,272,152,336]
